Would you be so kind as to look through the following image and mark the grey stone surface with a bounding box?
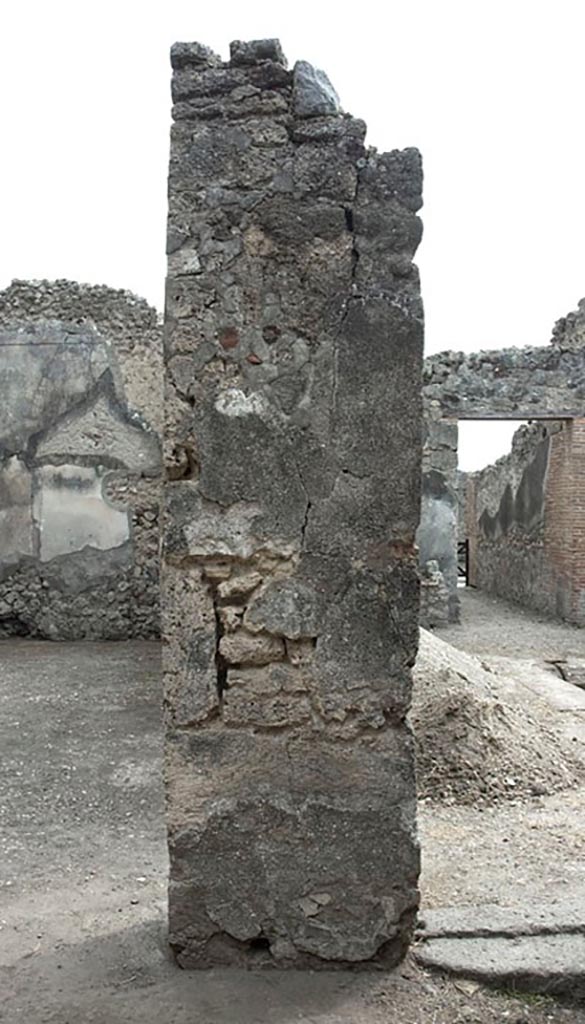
[417,408,459,622]
[417,466,459,622]
[244,579,319,638]
[292,60,340,118]
[0,322,110,456]
[553,298,585,351]
[171,41,222,70]
[557,657,585,689]
[417,900,585,939]
[0,280,162,639]
[230,39,286,67]
[416,900,585,996]
[416,933,585,998]
[163,38,423,968]
[419,560,449,629]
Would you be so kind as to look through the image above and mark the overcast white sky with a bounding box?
[2,0,583,469]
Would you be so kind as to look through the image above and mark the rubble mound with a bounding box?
[411,629,584,805]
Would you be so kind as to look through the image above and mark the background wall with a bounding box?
[418,408,459,621]
[467,419,585,625]
[0,280,163,639]
[420,299,585,621]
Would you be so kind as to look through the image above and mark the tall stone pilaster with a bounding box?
[163,38,424,967]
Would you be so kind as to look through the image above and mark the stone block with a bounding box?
[222,664,311,726]
[170,41,221,70]
[292,60,340,118]
[219,629,284,666]
[230,39,287,67]
[165,725,419,966]
[244,579,319,638]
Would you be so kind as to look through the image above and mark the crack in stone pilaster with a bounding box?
[332,161,366,419]
[300,499,312,550]
[208,579,228,706]
[291,449,312,553]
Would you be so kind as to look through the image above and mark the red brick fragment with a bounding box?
[219,327,239,350]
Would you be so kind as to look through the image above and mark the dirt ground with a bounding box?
[420,588,585,910]
[413,626,585,805]
[2,590,585,1022]
[438,587,585,661]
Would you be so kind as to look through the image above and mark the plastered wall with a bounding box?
[0,280,163,639]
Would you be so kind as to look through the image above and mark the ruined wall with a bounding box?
[419,560,450,629]
[467,419,585,623]
[424,299,585,419]
[417,407,459,620]
[0,280,162,639]
[541,418,585,624]
[457,471,468,543]
[162,39,423,968]
[420,300,585,620]
[465,472,479,587]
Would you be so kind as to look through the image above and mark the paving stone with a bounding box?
[417,899,585,939]
[416,932,585,998]
[416,901,585,997]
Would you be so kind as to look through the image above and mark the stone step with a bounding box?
[415,902,585,998]
[417,899,585,939]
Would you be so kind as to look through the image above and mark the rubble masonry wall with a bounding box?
[162,39,424,967]
[0,280,162,639]
[420,300,585,622]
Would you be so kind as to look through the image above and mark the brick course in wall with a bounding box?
[545,418,585,623]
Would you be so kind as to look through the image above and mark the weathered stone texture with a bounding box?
[0,280,162,639]
[418,409,459,621]
[419,560,450,629]
[456,471,468,543]
[163,40,424,967]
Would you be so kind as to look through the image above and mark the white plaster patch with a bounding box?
[215,388,267,418]
[168,248,202,276]
[34,464,130,562]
